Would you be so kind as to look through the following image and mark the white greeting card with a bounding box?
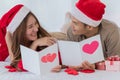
[58,35,104,66]
[20,43,59,75]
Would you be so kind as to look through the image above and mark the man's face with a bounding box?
[70,16,88,35]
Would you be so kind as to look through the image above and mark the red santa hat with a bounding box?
[71,0,106,27]
[0,4,30,34]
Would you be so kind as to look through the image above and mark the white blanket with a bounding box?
[0,62,120,80]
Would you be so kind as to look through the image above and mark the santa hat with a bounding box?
[0,4,30,34]
[71,0,106,27]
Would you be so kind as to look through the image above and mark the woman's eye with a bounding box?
[28,25,33,29]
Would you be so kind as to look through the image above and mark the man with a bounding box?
[66,0,120,69]
[52,0,120,72]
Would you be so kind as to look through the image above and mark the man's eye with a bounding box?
[73,21,77,25]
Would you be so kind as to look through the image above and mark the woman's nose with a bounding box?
[33,26,38,32]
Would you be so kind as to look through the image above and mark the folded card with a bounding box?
[20,43,59,75]
[58,35,104,66]
[20,35,104,75]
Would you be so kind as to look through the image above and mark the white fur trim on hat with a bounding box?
[7,6,30,34]
[71,6,102,27]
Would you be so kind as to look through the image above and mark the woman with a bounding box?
[4,4,56,71]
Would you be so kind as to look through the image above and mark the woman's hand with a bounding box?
[30,37,56,50]
[35,37,56,46]
[51,65,62,72]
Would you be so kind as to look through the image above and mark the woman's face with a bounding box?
[26,15,39,41]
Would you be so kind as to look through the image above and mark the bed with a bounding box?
[0,61,120,80]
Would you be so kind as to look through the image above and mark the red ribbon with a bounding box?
[107,56,120,61]
[106,56,120,65]
[110,61,114,65]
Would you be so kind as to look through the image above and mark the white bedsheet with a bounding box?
[0,61,120,80]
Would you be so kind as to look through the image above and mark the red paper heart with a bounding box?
[5,60,27,72]
[47,53,56,62]
[80,69,95,73]
[5,65,13,69]
[41,56,47,63]
[82,41,99,54]
[64,68,78,75]
[64,68,72,72]
[8,68,17,72]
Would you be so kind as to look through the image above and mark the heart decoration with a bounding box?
[47,53,57,62]
[41,56,47,63]
[82,41,99,54]
[5,60,27,72]
[79,69,95,73]
[41,53,57,63]
[64,68,78,75]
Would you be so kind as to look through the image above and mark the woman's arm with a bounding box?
[30,37,56,50]
[5,31,14,61]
